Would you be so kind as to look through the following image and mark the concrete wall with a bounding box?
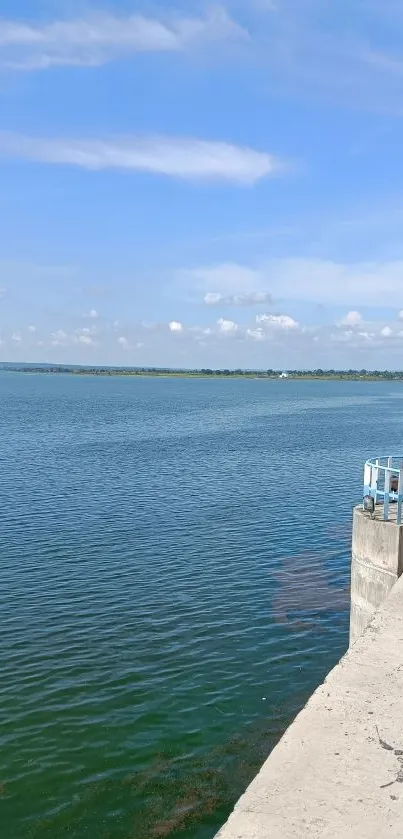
[216,574,403,839]
[350,505,403,645]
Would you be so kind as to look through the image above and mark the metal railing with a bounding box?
[364,457,403,523]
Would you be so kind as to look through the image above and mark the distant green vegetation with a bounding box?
[5,365,403,380]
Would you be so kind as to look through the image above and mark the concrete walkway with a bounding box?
[216,576,403,838]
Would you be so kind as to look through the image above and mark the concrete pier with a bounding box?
[216,575,403,839]
[350,504,403,645]
[216,457,403,838]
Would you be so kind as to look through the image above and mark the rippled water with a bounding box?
[1,374,402,839]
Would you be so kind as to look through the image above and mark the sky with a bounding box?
[2,0,403,368]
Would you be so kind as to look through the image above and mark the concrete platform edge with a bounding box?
[215,555,403,837]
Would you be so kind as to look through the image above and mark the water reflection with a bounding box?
[272,550,350,630]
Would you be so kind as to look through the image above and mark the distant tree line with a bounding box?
[5,365,403,380]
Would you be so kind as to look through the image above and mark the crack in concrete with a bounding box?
[377,727,403,790]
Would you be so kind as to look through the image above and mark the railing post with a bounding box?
[371,459,379,505]
[384,469,390,521]
[364,462,371,497]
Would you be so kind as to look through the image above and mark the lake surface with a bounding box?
[1,374,402,839]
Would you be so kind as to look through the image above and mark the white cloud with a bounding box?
[0,8,246,71]
[399,310,403,320]
[11,331,22,343]
[77,326,97,336]
[217,318,238,333]
[28,325,36,333]
[184,263,263,293]
[256,313,299,329]
[0,133,281,185]
[330,330,354,344]
[204,290,272,306]
[89,309,98,319]
[49,327,97,347]
[204,292,222,305]
[246,327,266,340]
[340,310,363,327]
[74,334,96,346]
[51,329,68,346]
[6,309,403,367]
[329,323,391,344]
[187,259,403,307]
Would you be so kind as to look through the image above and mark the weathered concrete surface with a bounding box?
[216,575,403,839]
[350,505,403,645]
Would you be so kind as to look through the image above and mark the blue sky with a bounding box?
[2,0,403,368]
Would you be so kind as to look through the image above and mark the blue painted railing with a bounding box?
[364,457,403,524]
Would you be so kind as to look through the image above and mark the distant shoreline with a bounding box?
[3,366,403,381]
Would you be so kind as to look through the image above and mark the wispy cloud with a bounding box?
[240,0,403,113]
[0,132,281,184]
[183,262,265,292]
[85,284,112,298]
[186,258,403,306]
[204,291,273,305]
[1,2,403,114]
[51,329,68,346]
[0,7,246,71]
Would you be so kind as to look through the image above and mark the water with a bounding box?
[1,374,401,839]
